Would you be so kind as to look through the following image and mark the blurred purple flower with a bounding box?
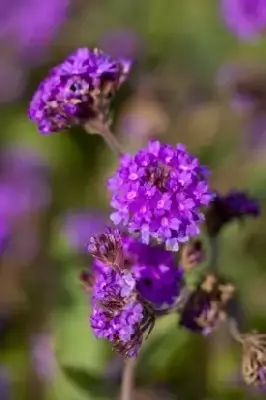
[220,0,266,40]
[0,146,51,259]
[0,0,69,63]
[206,190,259,237]
[0,367,11,400]
[217,63,266,149]
[101,29,142,59]
[0,56,27,103]
[30,333,56,382]
[0,146,51,218]
[123,237,184,309]
[29,48,132,134]
[62,211,107,252]
[89,230,184,309]
[217,63,266,112]
[246,113,266,149]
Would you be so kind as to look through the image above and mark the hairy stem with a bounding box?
[84,120,122,157]
[120,358,137,400]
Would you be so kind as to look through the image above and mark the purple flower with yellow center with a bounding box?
[28,48,131,134]
[220,0,266,40]
[108,141,212,251]
[90,266,155,358]
[206,190,260,237]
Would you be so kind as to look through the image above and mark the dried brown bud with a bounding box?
[87,228,124,269]
[179,273,235,335]
[180,240,205,270]
[242,333,266,387]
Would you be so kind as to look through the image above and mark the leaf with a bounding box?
[62,366,116,399]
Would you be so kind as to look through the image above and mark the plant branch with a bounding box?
[120,358,137,400]
[84,120,122,157]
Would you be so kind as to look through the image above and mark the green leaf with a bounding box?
[62,366,116,399]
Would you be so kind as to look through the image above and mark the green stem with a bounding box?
[120,358,137,400]
[84,121,122,157]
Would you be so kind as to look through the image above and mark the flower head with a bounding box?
[206,190,260,237]
[89,231,184,309]
[220,0,266,40]
[123,237,184,309]
[90,266,155,358]
[108,141,212,251]
[179,273,235,335]
[28,48,131,134]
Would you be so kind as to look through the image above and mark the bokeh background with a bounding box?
[1,0,266,399]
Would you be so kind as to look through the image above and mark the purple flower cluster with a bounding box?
[90,266,153,358]
[28,48,131,134]
[221,0,266,40]
[206,190,260,236]
[92,233,184,309]
[123,237,184,309]
[108,141,212,251]
[0,145,51,256]
[0,0,69,62]
[223,191,260,216]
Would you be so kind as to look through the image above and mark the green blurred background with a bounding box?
[1,0,266,399]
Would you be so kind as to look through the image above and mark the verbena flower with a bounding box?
[108,141,212,251]
[179,273,235,335]
[92,234,184,309]
[220,0,266,40]
[28,48,131,134]
[88,228,184,309]
[61,211,106,252]
[123,237,184,309]
[90,267,155,358]
[206,190,260,237]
